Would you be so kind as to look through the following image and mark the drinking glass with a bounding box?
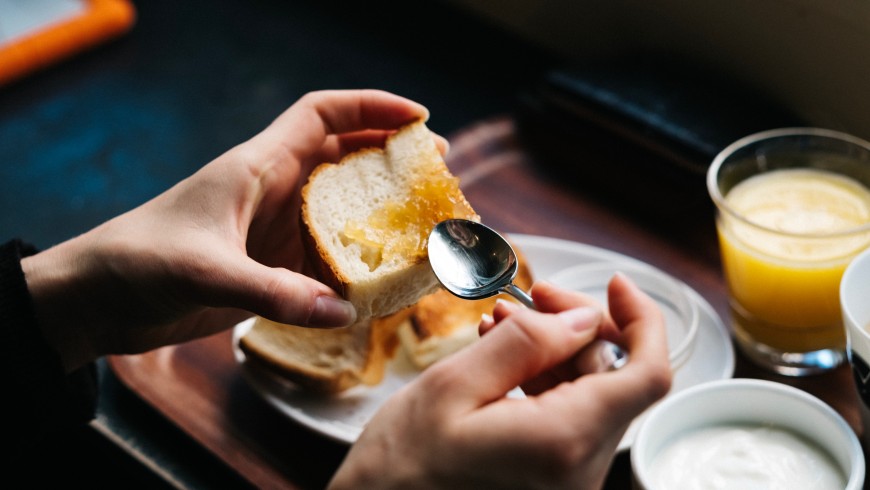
[708,128,870,375]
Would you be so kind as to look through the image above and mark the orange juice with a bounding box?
[717,168,870,353]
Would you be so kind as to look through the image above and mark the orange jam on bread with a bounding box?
[342,167,476,271]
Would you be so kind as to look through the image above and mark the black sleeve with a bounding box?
[0,240,98,449]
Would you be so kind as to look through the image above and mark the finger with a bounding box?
[531,280,605,314]
[306,89,430,134]
[197,251,357,328]
[478,313,495,335]
[515,282,624,395]
[314,130,395,164]
[491,298,522,323]
[607,272,669,374]
[531,280,621,340]
[487,293,590,395]
[487,281,604,337]
[268,90,429,149]
[333,129,395,154]
[553,273,671,421]
[315,130,449,164]
[534,279,634,346]
[433,134,450,155]
[426,306,601,412]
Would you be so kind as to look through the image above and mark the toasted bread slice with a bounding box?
[238,317,374,393]
[238,314,408,394]
[239,238,531,391]
[301,120,478,320]
[397,239,534,369]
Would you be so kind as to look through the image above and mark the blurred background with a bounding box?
[2,0,868,487]
[0,0,553,248]
[5,0,869,249]
[450,0,870,139]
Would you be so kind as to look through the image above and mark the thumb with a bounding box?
[205,255,357,328]
[429,306,601,411]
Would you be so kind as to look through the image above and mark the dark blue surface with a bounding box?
[0,1,556,486]
[1,0,553,250]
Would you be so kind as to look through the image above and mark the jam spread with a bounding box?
[341,167,475,271]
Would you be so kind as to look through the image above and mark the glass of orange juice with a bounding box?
[708,128,870,376]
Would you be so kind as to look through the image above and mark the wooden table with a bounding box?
[109,116,863,489]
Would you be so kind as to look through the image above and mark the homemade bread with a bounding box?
[239,237,532,392]
[397,239,534,369]
[301,120,479,320]
[238,313,407,394]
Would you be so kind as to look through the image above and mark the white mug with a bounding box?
[841,246,870,447]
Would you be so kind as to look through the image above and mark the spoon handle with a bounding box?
[576,340,629,372]
[502,283,536,309]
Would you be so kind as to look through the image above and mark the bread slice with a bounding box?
[397,238,534,369]
[238,238,531,392]
[238,317,374,393]
[238,314,406,394]
[301,120,478,320]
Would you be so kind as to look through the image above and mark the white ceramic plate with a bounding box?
[233,234,735,451]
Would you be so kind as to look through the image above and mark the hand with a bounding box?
[22,90,438,373]
[329,275,671,489]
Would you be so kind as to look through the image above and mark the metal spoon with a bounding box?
[428,219,627,372]
[428,218,535,308]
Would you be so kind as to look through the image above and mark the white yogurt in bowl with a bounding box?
[632,379,864,490]
[649,424,845,489]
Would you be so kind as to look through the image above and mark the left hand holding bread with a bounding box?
[22,90,436,373]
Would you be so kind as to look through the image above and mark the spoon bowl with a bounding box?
[428,219,534,307]
[428,219,627,371]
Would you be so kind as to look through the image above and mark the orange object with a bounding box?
[717,168,870,351]
[0,0,136,87]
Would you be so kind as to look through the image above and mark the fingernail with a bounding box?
[495,298,521,312]
[612,271,635,286]
[557,306,602,332]
[479,313,495,335]
[417,105,431,122]
[431,135,450,156]
[309,295,357,327]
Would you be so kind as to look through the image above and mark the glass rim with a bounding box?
[707,127,870,239]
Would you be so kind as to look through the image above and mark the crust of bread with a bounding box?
[238,317,371,393]
[300,163,352,299]
[239,310,408,393]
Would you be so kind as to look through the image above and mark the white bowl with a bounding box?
[632,378,865,490]
[548,261,699,370]
[842,246,870,338]
[841,246,870,449]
